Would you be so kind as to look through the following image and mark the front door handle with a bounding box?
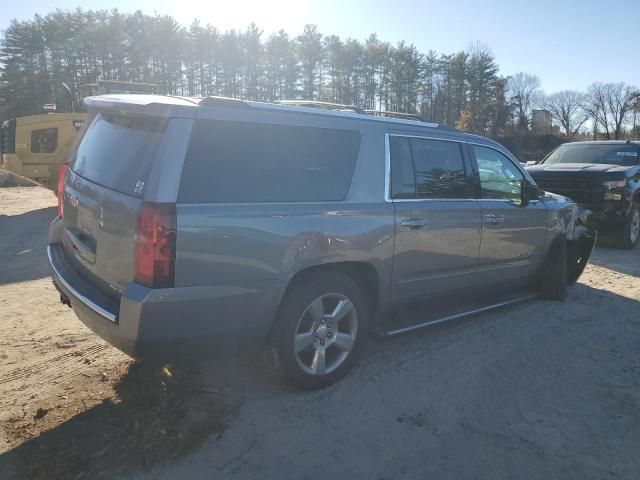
[401,218,429,230]
[484,214,505,226]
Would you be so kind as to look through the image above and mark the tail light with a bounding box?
[134,203,176,288]
[57,164,68,217]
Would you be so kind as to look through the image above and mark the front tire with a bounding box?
[265,271,369,390]
[538,237,568,301]
[617,201,639,250]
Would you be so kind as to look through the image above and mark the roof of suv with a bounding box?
[83,94,507,150]
[85,94,449,128]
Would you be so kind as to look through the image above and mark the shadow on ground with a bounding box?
[590,241,640,277]
[0,363,228,480]
[2,282,640,480]
[0,206,57,285]
[135,282,640,480]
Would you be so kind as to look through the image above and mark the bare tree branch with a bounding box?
[546,90,588,138]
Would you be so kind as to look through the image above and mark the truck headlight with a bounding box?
[603,180,626,189]
[603,180,626,200]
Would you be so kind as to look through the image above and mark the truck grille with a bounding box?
[534,176,604,207]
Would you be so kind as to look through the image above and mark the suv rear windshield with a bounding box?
[179,120,361,203]
[70,112,167,197]
[543,143,640,166]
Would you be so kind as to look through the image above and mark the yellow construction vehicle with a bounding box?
[1,81,158,191]
[1,112,87,190]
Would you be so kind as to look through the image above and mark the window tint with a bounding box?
[31,128,58,153]
[473,145,524,203]
[389,136,415,198]
[179,120,361,203]
[389,136,467,199]
[71,112,167,197]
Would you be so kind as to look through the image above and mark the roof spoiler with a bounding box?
[84,95,197,118]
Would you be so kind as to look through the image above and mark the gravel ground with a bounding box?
[1,185,639,480]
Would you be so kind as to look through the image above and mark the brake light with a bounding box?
[57,164,68,217]
[134,203,176,288]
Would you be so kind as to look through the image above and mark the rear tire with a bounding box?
[265,271,369,390]
[616,201,639,250]
[538,237,568,301]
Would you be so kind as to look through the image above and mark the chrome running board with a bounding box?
[385,293,538,336]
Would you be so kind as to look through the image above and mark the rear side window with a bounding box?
[31,128,58,153]
[179,120,361,203]
[389,136,467,199]
[71,112,167,197]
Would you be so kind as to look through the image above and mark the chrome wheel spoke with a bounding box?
[328,299,354,324]
[308,297,325,323]
[334,332,354,352]
[311,349,326,375]
[294,332,314,353]
[632,210,639,241]
[294,292,358,376]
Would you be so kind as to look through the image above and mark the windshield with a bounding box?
[543,143,640,166]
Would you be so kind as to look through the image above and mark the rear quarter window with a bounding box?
[70,112,167,197]
[178,120,361,203]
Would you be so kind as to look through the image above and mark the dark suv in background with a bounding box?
[527,141,640,249]
[49,95,595,389]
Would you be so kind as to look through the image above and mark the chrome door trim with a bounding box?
[384,133,538,203]
[385,132,474,203]
[385,293,537,336]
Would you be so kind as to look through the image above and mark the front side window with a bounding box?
[389,136,467,199]
[31,128,58,153]
[472,145,524,203]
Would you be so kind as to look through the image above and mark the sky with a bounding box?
[1,0,638,93]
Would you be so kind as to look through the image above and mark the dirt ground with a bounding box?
[1,185,639,479]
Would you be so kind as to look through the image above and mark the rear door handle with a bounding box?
[484,214,505,225]
[401,218,429,230]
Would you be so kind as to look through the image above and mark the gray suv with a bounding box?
[48,95,595,389]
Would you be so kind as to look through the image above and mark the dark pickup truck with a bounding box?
[528,141,640,249]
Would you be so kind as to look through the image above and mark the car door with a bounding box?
[389,134,482,303]
[469,143,547,293]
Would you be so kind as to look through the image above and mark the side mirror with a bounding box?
[522,183,542,205]
[525,160,538,167]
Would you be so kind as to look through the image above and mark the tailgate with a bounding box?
[60,111,168,294]
[62,171,141,294]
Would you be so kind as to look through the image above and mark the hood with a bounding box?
[528,163,630,174]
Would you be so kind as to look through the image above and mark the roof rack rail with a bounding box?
[275,100,365,114]
[200,96,251,108]
[364,110,421,121]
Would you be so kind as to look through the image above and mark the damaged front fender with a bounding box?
[545,193,597,285]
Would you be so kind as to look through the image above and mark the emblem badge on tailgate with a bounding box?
[134,180,145,195]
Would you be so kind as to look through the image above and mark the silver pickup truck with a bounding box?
[48,95,595,389]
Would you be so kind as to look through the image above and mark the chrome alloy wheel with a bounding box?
[293,293,358,376]
[631,207,640,244]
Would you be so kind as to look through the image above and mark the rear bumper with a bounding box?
[48,243,285,360]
